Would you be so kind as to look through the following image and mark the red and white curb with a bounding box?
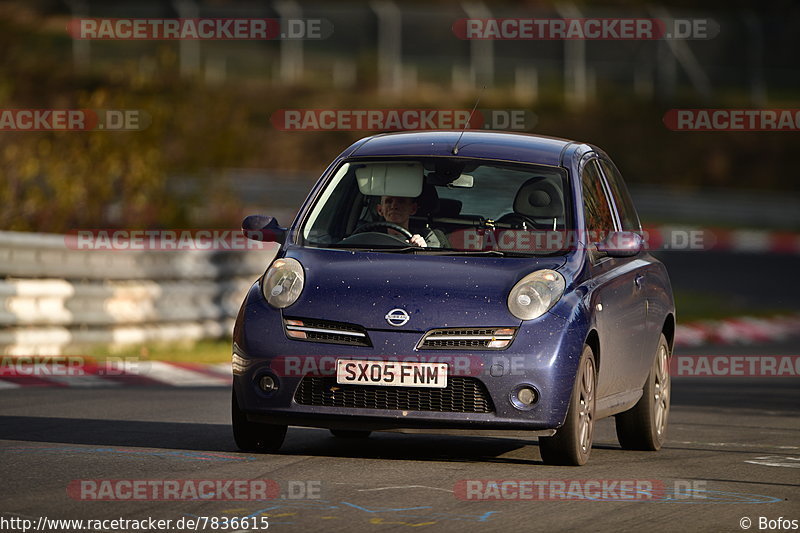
[644,226,800,254]
[674,314,800,347]
[0,361,232,389]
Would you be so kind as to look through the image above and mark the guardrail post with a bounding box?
[173,0,201,78]
[275,0,304,84]
[67,0,90,72]
[372,0,403,95]
[557,2,588,108]
[462,1,494,88]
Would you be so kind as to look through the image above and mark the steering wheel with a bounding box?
[496,213,539,229]
[353,221,414,241]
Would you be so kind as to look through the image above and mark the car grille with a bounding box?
[417,327,516,350]
[294,376,494,413]
[283,317,371,347]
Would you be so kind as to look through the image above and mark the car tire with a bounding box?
[539,344,596,466]
[615,333,671,451]
[330,429,372,439]
[231,388,287,453]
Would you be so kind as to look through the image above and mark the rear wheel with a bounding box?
[539,345,596,466]
[615,334,671,451]
[231,388,287,453]
[330,429,372,439]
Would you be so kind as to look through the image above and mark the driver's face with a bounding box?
[376,196,417,229]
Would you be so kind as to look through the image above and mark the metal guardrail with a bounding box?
[0,231,277,355]
[60,2,798,103]
[630,186,800,230]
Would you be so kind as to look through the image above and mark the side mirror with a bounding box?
[595,231,643,258]
[241,215,287,244]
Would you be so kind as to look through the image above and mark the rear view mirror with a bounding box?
[449,174,474,188]
[595,231,644,257]
[242,215,286,243]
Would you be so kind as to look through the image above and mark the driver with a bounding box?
[375,195,442,248]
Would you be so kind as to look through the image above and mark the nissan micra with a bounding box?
[232,131,675,465]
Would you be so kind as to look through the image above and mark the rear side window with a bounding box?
[580,159,615,233]
[599,159,641,231]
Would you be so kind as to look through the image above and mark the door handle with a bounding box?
[634,273,645,289]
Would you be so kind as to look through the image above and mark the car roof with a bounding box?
[347,130,579,167]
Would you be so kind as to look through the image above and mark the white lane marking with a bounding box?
[357,485,454,493]
[672,441,800,450]
[0,379,21,389]
[209,363,233,376]
[45,375,122,388]
[745,456,800,468]
[732,230,771,253]
[144,361,230,387]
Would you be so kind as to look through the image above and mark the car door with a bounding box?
[580,155,648,400]
[597,157,657,383]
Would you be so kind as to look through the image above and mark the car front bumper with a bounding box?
[234,283,588,432]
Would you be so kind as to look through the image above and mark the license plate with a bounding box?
[336,359,448,388]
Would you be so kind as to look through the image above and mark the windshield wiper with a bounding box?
[319,244,551,257]
[418,248,558,257]
[414,249,507,256]
[323,244,421,253]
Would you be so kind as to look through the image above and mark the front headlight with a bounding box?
[507,269,566,321]
[262,257,305,308]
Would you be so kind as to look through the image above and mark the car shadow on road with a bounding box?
[0,415,548,465]
[282,428,544,465]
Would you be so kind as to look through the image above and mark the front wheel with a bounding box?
[539,345,597,466]
[615,333,671,451]
[232,388,287,453]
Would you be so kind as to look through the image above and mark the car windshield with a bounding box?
[299,157,571,256]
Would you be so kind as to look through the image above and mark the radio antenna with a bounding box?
[452,86,485,155]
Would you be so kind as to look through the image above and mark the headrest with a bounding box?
[415,183,440,216]
[437,198,462,217]
[513,177,563,218]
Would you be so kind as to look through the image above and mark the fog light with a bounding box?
[517,387,537,406]
[259,375,278,392]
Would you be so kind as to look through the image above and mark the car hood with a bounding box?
[282,247,567,331]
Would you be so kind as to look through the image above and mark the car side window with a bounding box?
[581,159,615,234]
[599,159,641,232]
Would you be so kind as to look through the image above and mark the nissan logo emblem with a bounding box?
[385,308,410,327]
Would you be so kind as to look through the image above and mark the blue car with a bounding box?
[232,131,675,465]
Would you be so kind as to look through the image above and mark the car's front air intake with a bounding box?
[417,327,516,350]
[283,317,372,347]
[294,376,494,413]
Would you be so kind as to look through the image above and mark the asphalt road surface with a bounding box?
[1,342,798,533]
